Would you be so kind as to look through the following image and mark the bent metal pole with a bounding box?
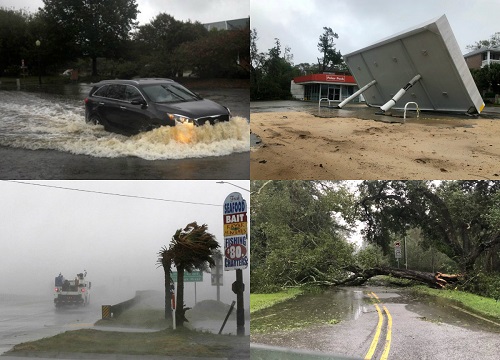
[338,79,377,108]
[380,74,422,112]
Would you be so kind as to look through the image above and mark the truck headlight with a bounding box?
[168,113,195,125]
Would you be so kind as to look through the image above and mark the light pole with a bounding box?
[35,40,41,85]
[216,181,250,192]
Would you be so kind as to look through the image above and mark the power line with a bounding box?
[1,180,221,207]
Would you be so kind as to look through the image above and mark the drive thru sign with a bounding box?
[223,192,248,270]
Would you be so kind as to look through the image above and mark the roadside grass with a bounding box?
[95,308,169,329]
[410,285,500,320]
[250,287,303,313]
[6,328,237,358]
[7,307,248,357]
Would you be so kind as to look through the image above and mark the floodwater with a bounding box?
[250,100,500,124]
[251,288,368,334]
[0,293,99,355]
[0,89,249,161]
[251,286,500,335]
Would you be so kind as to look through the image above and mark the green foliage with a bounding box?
[358,181,500,273]
[40,0,139,75]
[250,181,357,292]
[1,5,247,80]
[317,27,342,73]
[355,243,389,269]
[466,32,500,51]
[174,26,250,79]
[251,30,299,100]
[461,272,500,300]
[158,222,220,326]
[471,63,500,94]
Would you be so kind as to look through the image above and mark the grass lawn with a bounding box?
[7,328,239,358]
[411,285,500,320]
[250,288,303,314]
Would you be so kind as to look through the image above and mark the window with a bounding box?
[142,83,200,103]
[125,86,144,102]
[93,85,109,97]
[107,85,126,100]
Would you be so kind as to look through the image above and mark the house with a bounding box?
[464,46,500,69]
[203,18,249,31]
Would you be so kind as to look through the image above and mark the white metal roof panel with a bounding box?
[344,15,485,113]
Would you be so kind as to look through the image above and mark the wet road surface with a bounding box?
[0,294,100,355]
[250,101,500,147]
[251,286,500,360]
[0,85,249,179]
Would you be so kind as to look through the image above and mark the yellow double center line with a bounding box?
[364,292,392,360]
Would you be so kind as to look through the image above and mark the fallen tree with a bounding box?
[338,265,462,289]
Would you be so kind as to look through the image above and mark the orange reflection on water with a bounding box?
[173,123,195,144]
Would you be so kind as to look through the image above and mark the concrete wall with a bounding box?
[290,80,304,100]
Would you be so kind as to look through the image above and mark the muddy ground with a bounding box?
[250,106,500,180]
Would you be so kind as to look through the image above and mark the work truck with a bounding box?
[54,271,91,308]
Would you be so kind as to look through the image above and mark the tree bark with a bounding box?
[175,266,190,326]
[92,56,98,76]
[163,266,172,321]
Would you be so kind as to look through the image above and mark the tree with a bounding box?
[134,14,207,77]
[466,32,500,51]
[40,0,139,76]
[317,26,342,73]
[471,63,500,95]
[250,180,357,291]
[158,222,219,326]
[174,24,250,78]
[250,33,299,100]
[157,245,174,321]
[358,181,500,274]
[0,8,31,75]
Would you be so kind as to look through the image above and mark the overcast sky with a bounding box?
[252,0,500,64]
[0,180,249,308]
[0,0,249,24]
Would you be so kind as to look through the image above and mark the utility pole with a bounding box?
[35,40,41,85]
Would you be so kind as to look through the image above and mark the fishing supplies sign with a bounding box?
[223,192,248,270]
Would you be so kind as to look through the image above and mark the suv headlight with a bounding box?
[168,113,195,125]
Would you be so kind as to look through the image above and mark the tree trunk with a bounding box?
[342,265,462,289]
[92,56,98,76]
[176,265,185,327]
[163,267,172,321]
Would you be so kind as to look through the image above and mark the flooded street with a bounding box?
[0,84,249,179]
[0,294,100,355]
[251,286,500,360]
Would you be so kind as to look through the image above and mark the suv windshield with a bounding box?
[142,83,200,103]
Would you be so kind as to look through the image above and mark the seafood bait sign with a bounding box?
[223,192,248,270]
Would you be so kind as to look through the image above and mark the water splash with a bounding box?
[0,91,249,160]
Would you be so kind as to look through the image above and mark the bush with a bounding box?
[461,272,500,300]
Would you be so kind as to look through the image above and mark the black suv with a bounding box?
[84,78,231,135]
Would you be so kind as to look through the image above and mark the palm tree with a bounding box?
[157,246,174,321]
[158,221,220,326]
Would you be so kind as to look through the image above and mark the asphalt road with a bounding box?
[251,286,500,360]
[0,294,101,355]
